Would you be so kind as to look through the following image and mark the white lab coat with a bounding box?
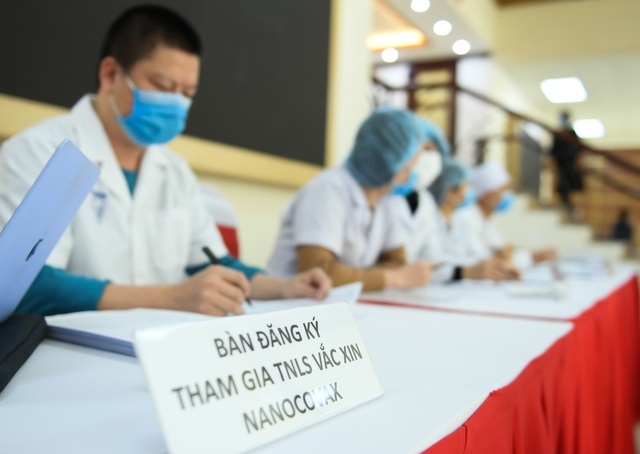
[435,209,480,267]
[393,189,441,263]
[392,189,455,282]
[452,204,506,264]
[0,95,227,285]
[266,166,404,277]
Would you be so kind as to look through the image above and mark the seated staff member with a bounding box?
[427,160,519,281]
[0,5,330,317]
[408,116,451,190]
[393,116,518,281]
[391,117,450,283]
[458,162,555,266]
[266,108,433,291]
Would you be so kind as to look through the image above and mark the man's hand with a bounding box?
[281,267,332,300]
[495,245,513,262]
[384,261,432,288]
[532,248,557,263]
[172,265,250,316]
[463,258,520,281]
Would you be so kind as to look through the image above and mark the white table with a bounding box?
[0,303,571,453]
[361,263,637,321]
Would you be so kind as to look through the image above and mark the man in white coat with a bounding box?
[0,5,330,317]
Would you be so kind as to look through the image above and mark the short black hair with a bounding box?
[99,5,202,72]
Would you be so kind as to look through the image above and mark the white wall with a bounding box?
[455,56,553,167]
[446,0,497,47]
[325,0,373,166]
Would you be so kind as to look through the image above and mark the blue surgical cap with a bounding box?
[428,159,471,204]
[416,116,451,161]
[345,108,422,187]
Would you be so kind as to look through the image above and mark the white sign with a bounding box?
[134,303,383,454]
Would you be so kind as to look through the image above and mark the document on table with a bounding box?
[556,252,613,279]
[360,265,636,320]
[360,283,473,307]
[45,283,363,357]
[245,281,363,315]
[46,309,210,357]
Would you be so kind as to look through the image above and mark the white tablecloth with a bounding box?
[0,303,571,453]
[361,264,637,321]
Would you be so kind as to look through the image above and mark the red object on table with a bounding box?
[424,275,640,454]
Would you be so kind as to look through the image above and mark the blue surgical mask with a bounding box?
[390,170,418,196]
[111,70,192,146]
[457,189,476,209]
[494,191,514,213]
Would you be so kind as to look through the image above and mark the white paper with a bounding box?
[45,283,364,357]
[46,309,212,356]
[247,282,363,314]
[361,264,636,320]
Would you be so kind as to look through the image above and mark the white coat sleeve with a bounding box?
[485,219,507,251]
[381,200,407,253]
[412,195,455,282]
[291,182,347,257]
[414,194,446,263]
[455,207,493,263]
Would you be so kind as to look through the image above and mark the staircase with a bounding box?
[492,194,631,263]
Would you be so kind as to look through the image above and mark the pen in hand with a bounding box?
[202,246,252,306]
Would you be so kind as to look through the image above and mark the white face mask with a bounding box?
[414,151,442,189]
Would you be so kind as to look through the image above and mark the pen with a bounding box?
[202,246,252,306]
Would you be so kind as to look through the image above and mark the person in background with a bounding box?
[550,111,584,222]
[397,117,449,265]
[393,116,519,281]
[0,5,330,317]
[457,162,555,267]
[611,208,633,243]
[266,108,433,291]
[427,160,520,281]
[392,117,451,283]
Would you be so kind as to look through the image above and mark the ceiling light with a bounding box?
[573,119,605,139]
[367,30,426,51]
[381,48,399,63]
[411,0,430,13]
[540,77,587,103]
[452,40,470,55]
[433,20,452,36]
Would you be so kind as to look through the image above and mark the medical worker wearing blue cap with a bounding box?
[391,117,449,281]
[266,108,433,291]
[393,118,519,281]
[427,160,520,280]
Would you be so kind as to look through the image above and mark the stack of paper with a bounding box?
[556,252,612,279]
[46,283,363,357]
[46,309,211,357]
